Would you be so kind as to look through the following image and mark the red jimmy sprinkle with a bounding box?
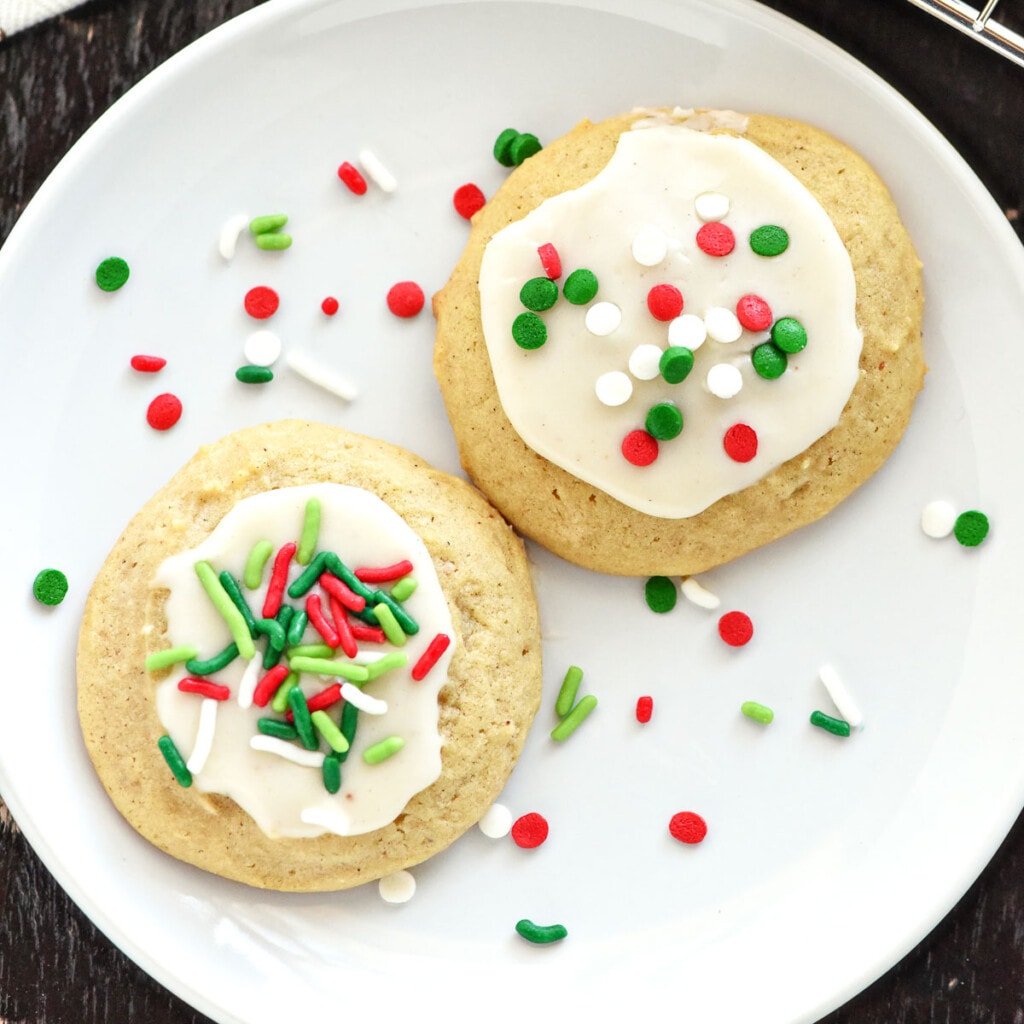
[718,610,754,647]
[337,161,368,195]
[646,284,684,322]
[636,695,654,724]
[244,286,279,320]
[130,354,166,373]
[669,811,708,845]
[453,183,486,220]
[511,812,549,849]
[146,393,182,431]
[537,242,562,280]
[696,222,736,257]
[411,633,451,682]
[386,281,425,318]
[355,560,413,583]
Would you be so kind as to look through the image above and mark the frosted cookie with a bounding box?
[77,421,541,891]
[434,109,925,575]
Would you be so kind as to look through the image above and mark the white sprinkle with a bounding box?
[340,682,388,715]
[585,301,622,336]
[250,735,326,768]
[358,148,397,193]
[478,802,513,839]
[628,344,664,381]
[350,650,390,666]
[287,350,359,402]
[694,191,730,222]
[706,363,743,399]
[378,870,416,904]
[921,500,958,539]
[595,371,633,407]
[681,576,720,610]
[631,225,668,267]
[236,653,263,710]
[218,213,250,261]
[705,306,743,343]
[243,329,282,367]
[186,698,219,775]
[819,664,863,730]
[668,313,707,351]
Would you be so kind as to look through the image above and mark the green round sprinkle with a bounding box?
[243,540,274,590]
[563,269,598,305]
[512,312,547,350]
[312,710,350,753]
[323,752,342,794]
[810,710,851,737]
[750,224,790,257]
[157,735,192,787]
[953,510,989,547]
[194,561,256,659]
[271,672,300,713]
[236,365,274,384]
[509,132,542,165]
[741,701,775,725]
[186,641,239,677]
[363,735,405,765]
[258,718,299,741]
[645,403,683,441]
[254,232,292,251]
[520,277,559,312]
[493,128,519,167]
[95,256,130,292]
[249,214,288,235]
[364,652,409,681]
[288,686,318,751]
[339,702,359,763]
[555,666,584,720]
[515,919,568,945]
[32,568,68,606]
[644,576,677,613]
[390,576,418,602]
[297,498,322,566]
[286,643,334,660]
[551,694,597,741]
[373,602,407,647]
[287,656,369,682]
[286,610,309,648]
[751,342,789,379]
[771,317,807,354]
[659,346,694,385]
[145,645,198,673]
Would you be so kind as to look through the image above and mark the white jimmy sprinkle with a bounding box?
[217,212,250,261]
[706,363,743,399]
[287,350,359,402]
[243,329,282,367]
[595,371,633,407]
[236,653,263,710]
[704,306,743,343]
[585,301,622,336]
[250,735,326,768]
[628,344,663,381]
[358,148,398,193]
[350,650,390,666]
[694,191,730,222]
[681,576,720,610]
[668,313,707,351]
[340,682,388,715]
[631,225,668,267]
[186,697,219,775]
[378,870,417,904]
[819,664,863,730]
[921,500,958,539]
[478,802,513,839]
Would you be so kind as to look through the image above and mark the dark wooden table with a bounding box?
[2,1,1023,1021]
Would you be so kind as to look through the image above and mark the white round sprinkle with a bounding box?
[243,329,282,367]
[478,802,513,839]
[668,313,707,351]
[628,344,664,381]
[707,363,743,399]
[378,870,416,904]
[694,191,730,222]
[217,212,250,261]
[631,225,668,267]
[585,301,622,336]
[819,664,864,730]
[595,371,633,407]
[186,698,218,775]
[704,306,743,343]
[921,500,958,539]
[681,576,720,610]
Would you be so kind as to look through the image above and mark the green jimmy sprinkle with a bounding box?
[311,710,350,753]
[249,214,288,235]
[219,570,257,634]
[741,701,775,725]
[288,686,318,751]
[810,710,851,737]
[287,656,369,683]
[145,645,198,673]
[258,718,299,741]
[322,753,342,794]
[551,694,597,742]
[286,610,309,648]
[185,641,239,676]
[363,735,404,765]
[255,233,292,251]
[287,550,331,600]
[287,643,334,660]
[373,589,419,634]
[515,919,568,945]
[157,735,192,787]
[194,561,255,659]
[338,701,359,764]
[373,602,406,647]
[243,539,274,590]
[270,672,300,713]
[364,652,409,681]
[390,577,417,602]
[236,365,274,384]
[555,666,583,719]
[296,498,322,566]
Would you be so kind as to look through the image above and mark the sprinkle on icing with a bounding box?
[622,429,659,466]
[723,423,758,463]
[695,222,735,257]
[647,284,684,322]
[706,363,743,399]
[585,301,622,336]
[668,313,707,350]
[631,225,669,266]
[251,734,327,767]
[186,698,219,774]
[537,242,562,279]
[704,307,742,343]
[694,191,730,222]
[628,344,663,381]
[595,371,632,407]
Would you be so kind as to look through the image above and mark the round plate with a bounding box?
[1,1,1022,1021]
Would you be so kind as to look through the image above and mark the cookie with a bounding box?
[77,420,541,891]
[434,109,925,575]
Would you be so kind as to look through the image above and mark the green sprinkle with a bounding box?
[297,498,322,566]
[288,656,369,682]
[563,268,598,305]
[194,561,256,659]
[512,311,547,350]
[555,666,583,719]
[493,128,519,167]
[645,402,683,441]
[339,701,359,763]
[373,590,419,635]
[810,710,851,737]
[185,642,239,676]
[258,718,299,741]
[287,643,334,659]
[323,752,342,794]
[271,672,299,713]
[286,610,309,647]
[741,701,775,725]
[157,735,192,787]
[750,224,790,257]
[219,571,257,635]
[254,617,286,651]
[323,554,376,602]
[275,604,294,633]
[312,710,350,753]
[351,604,380,627]
[644,576,677,613]
[249,214,288,235]
[659,346,694,385]
[243,540,274,590]
[510,133,542,165]
[364,652,409,681]
[373,602,406,647]
[551,694,597,741]
[954,510,990,547]
[751,342,788,379]
[515,919,568,945]
[254,232,292,251]
[236,364,274,384]
[145,645,198,673]
[520,277,559,311]
[390,576,418,602]
[287,550,331,599]
[363,735,404,764]
[288,687,319,750]
[771,317,807,354]
[95,256,130,292]
[32,568,68,606]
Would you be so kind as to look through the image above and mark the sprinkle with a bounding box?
[350,622,387,644]
[95,256,130,292]
[358,148,397,192]
[696,222,735,257]
[244,540,274,590]
[668,811,707,844]
[818,663,863,730]
[631,225,668,267]
[270,672,299,713]
[493,128,519,167]
[236,364,273,384]
[636,695,654,723]
[287,609,309,647]
[453,183,486,220]
[288,656,368,682]
[321,296,340,316]
[322,752,342,793]
[694,191,730,222]
[337,161,368,195]
[244,286,279,320]
[563,268,598,305]
[621,430,659,467]
[479,802,514,839]
[146,393,182,431]
[185,698,219,774]
[551,694,597,741]
[157,735,192,787]
[741,701,774,725]
[921,500,958,539]
[595,371,632,407]
[145,646,198,672]
[185,642,239,677]
[954,510,990,547]
[771,317,807,353]
[706,363,743,399]
[515,920,567,945]
[286,350,359,401]
[681,576,720,610]
[311,710,350,753]
[262,542,296,617]
[194,561,256,659]
[555,666,583,718]
[253,664,290,708]
[340,701,359,759]
[323,555,376,602]
[736,294,773,332]
[628,344,663,381]
[386,281,425,318]
[373,602,406,647]
[810,710,851,737]
[297,683,343,716]
[341,682,387,715]
[647,284,684,322]
[751,343,787,380]
[130,354,166,373]
[537,242,562,279]
[32,568,68,606]
[511,812,548,849]
[378,870,417,904]
[355,560,414,583]
[668,314,707,351]
[718,610,753,647]
[288,686,318,750]
[644,576,677,613]
[584,301,621,336]
[363,735,404,764]
[258,718,299,741]
[217,213,250,260]
[295,498,322,566]
[509,133,542,165]
[305,594,339,647]
[250,735,325,767]
[704,306,742,343]
[177,678,230,701]
[750,224,790,257]
[723,423,758,463]
[390,577,417,602]
[363,651,408,681]
[322,571,366,612]
[659,347,694,385]
[411,633,451,681]
[249,214,287,236]
[236,654,264,709]
[243,329,282,367]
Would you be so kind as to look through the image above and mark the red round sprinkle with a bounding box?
[646,283,684,322]
[735,293,773,332]
[622,429,659,467]
[130,354,166,373]
[337,161,368,195]
[669,811,708,845]
[244,286,279,320]
[718,610,754,647]
[386,281,425,318]
[537,242,562,280]
[636,696,654,724]
[511,812,549,849]
[723,423,758,463]
[146,393,182,431]
[696,222,736,257]
[321,296,339,316]
[453,183,486,220]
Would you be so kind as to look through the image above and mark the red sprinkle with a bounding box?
[252,664,290,709]
[329,597,359,658]
[669,811,708,845]
[453,183,486,220]
[622,429,659,467]
[354,560,414,583]
[178,678,230,701]
[287,682,342,721]
[646,283,684,322]
[337,161,368,195]
[723,423,758,463]
[511,812,549,849]
[130,354,166,373]
[262,542,297,618]
[696,222,736,257]
[636,695,654,724]
[350,621,387,644]
[386,281,425,318]
[321,296,340,316]
[411,633,451,682]
[306,593,340,648]
[146,393,182,431]
[735,294,773,332]
[718,610,754,647]
[320,572,366,613]
[537,242,562,280]
[244,285,279,320]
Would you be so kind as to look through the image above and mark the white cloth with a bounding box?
[0,0,81,37]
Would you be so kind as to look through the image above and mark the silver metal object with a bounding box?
[905,0,1024,67]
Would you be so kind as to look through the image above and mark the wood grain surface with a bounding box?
[2,1,1023,1021]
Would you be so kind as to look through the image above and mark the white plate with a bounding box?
[1,1,1022,1021]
